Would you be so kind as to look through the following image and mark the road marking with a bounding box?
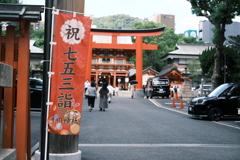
[149,99,188,115]
[214,121,240,130]
[150,99,240,130]
[78,144,240,148]
[165,103,187,105]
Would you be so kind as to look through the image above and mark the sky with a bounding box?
[23,0,240,34]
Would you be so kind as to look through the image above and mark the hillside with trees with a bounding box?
[92,14,144,29]
[92,14,203,72]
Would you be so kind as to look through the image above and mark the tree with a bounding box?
[0,0,20,3]
[187,0,240,89]
[188,58,202,76]
[199,41,240,83]
[31,29,44,49]
[132,21,178,71]
[177,34,205,44]
[92,14,143,29]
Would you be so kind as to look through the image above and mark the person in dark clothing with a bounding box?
[99,83,109,111]
[87,82,97,112]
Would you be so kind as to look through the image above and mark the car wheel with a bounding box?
[208,108,222,121]
[150,96,152,99]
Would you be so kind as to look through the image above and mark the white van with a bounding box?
[194,85,212,97]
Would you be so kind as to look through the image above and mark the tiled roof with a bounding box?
[142,66,159,74]
[157,64,181,77]
[169,44,214,55]
[0,3,44,22]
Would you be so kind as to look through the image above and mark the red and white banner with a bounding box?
[48,13,92,135]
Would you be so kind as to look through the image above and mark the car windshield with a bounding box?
[203,86,211,89]
[207,84,232,97]
[152,78,169,86]
[30,79,43,89]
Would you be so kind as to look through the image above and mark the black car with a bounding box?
[148,77,170,99]
[1,78,43,110]
[188,83,240,121]
[29,78,43,110]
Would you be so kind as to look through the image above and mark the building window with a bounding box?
[179,58,198,64]
[116,59,123,64]
[179,58,187,64]
[104,49,109,57]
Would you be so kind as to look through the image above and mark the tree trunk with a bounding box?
[211,24,226,89]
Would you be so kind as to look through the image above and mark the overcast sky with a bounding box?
[23,0,240,34]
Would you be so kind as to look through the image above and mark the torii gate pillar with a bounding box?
[86,27,165,98]
[135,36,143,95]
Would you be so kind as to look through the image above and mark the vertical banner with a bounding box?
[48,12,92,135]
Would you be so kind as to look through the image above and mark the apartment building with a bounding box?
[148,14,175,30]
[198,20,240,44]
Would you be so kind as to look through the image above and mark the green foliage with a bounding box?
[187,0,240,87]
[177,34,205,44]
[199,48,215,75]
[34,63,43,70]
[132,21,178,71]
[0,0,20,3]
[188,58,201,77]
[199,42,240,83]
[31,29,44,49]
[92,14,143,29]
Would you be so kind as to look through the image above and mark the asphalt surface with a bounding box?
[77,96,240,160]
[28,96,240,160]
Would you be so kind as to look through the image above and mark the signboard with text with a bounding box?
[48,13,91,135]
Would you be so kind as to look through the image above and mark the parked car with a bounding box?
[29,78,43,110]
[188,83,240,121]
[1,78,43,110]
[147,77,170,99]
[193,84,212,97]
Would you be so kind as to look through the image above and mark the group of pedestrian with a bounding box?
[85,79,113,112]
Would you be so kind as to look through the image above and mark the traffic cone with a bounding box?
[179,96,184,109]
[171,97,176,107]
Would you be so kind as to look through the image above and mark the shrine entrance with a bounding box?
[86,27,165,95]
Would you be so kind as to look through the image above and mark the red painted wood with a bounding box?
[2,26,15,148]
[15,20,30,160]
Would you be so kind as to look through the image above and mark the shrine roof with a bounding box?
[91,26,165,33]
[157,64,181,77]
[143,66,159,74]
[0,3,44,22]
[169,44,214,55]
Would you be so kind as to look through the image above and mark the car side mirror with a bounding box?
[226,93,232,98]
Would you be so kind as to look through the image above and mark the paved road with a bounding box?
[78,96,240,160]
[28,96,240,159]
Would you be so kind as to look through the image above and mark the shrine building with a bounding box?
[86,27,165,91]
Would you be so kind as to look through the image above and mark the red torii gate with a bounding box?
[86,27,165,90]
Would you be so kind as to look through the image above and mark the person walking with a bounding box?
[145,81,152,99]
[84,79,90,99]
[99,83,109,111]
[87,82,97,112]
[130,83,136,99]
[115,86,119,96]
[107,83,114,103]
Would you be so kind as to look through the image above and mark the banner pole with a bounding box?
[44,6,58,160]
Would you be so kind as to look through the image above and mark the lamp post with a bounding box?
[118,78,121,88]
